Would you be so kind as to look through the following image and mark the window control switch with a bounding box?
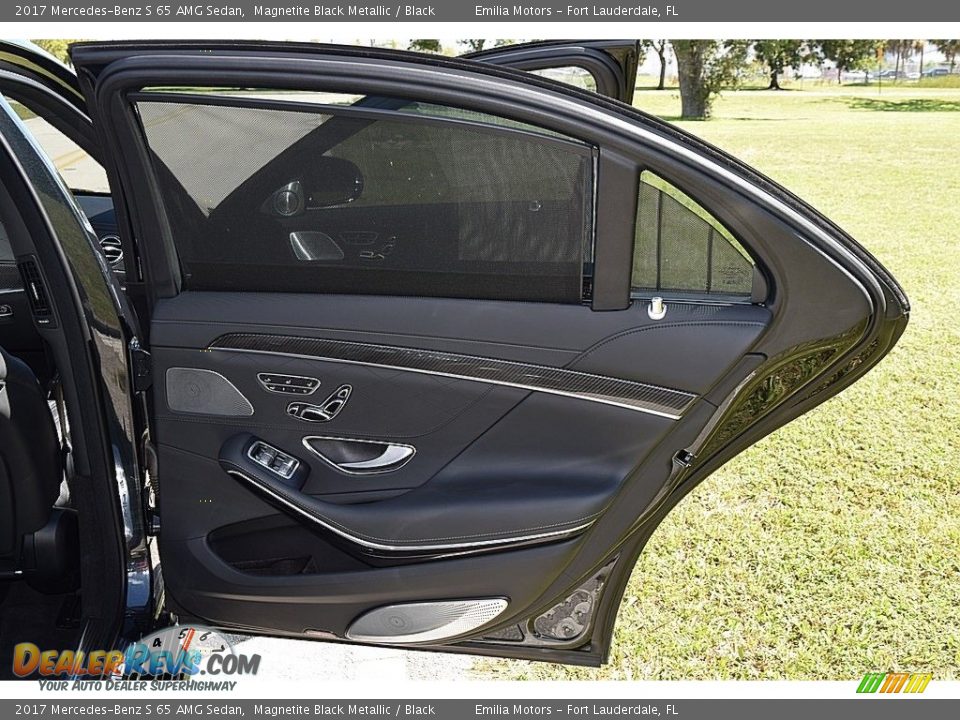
[246,440,303,485]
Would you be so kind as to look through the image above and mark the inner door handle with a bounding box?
[338,444,415,471]
[303,436,416,475]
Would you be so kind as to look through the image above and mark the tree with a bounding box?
[643,40,670,90]
[671,40,749,119]
[932,40,960,72]
[818,40,880,83]
[408,39,442,53]
[752,40,810,89]
[460,39,486,52]
[30,39,75,65]
[456,39,522,53]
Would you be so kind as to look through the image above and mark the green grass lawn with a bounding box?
[481,85,960,681]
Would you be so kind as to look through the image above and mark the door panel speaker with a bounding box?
[345,598,508,644]
[165,367,254,416]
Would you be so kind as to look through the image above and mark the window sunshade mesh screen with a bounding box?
[135,97,594,303]
[633,172,754,297]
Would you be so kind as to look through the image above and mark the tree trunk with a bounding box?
[767,69,782,90]
[675,49,708,118]
[679,85,707,118]
[657,44,667,90]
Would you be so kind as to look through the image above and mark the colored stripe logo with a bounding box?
[857,672,932,694]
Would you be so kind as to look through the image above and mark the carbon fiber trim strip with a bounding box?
[208,333,697,419]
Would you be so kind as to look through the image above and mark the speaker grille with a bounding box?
[346,598,508,644]
[165,367,254,416]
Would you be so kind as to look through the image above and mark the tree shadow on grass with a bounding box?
[843,97,960,112]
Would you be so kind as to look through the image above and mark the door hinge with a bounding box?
[146,510,161,536]
[129,338,152,393]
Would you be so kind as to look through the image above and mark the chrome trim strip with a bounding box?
[226,469,595,553]
[209,334,695,420]
[302,435,416,475]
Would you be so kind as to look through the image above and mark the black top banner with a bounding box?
[5,0,959,22]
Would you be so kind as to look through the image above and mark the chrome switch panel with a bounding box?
[257,373,320,395]
[247,440,300,480]
[286,384,352,423]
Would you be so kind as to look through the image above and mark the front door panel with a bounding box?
[72,41,907,665]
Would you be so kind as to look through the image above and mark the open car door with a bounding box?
[0,41,97,384]
[70,41,907,666]
[465,40,640,104]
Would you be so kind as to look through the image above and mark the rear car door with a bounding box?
[71,41,907,665]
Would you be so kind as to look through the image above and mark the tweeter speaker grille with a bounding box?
[165,367,254,416]
[345,598,508,644]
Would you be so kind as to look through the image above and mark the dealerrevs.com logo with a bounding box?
[857,672,932,694]
[14,625,261,690]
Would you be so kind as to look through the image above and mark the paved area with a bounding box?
[22,116,109,192]
[229,635,477,681]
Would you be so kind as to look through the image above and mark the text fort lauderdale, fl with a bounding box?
[475,4,679,16]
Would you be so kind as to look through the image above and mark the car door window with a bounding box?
[6,99,110,194]
[134,93,594,302]
[632,171,756,299]
[529,66,599,92]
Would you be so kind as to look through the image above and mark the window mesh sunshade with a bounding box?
[633,173,754,297]
[135,98,594,303]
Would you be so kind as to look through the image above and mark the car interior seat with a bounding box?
[0,346,78,592]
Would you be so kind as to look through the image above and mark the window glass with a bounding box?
[530,66,599,93]
[140,87,565,137]
[0,220,12,262]
[135,95,594,303]
[632,171,755,298]
[7,100,110,195]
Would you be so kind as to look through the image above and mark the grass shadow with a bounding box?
[843,97,960,112]
[653,114,795,122]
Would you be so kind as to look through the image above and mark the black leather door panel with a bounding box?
[151,292,769,554]
[162,533,585,639]
[148,289,769,644]
[569,317,770,394]
[152,292,764,362]
[213,395,674,553]
[154,349,528,499]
